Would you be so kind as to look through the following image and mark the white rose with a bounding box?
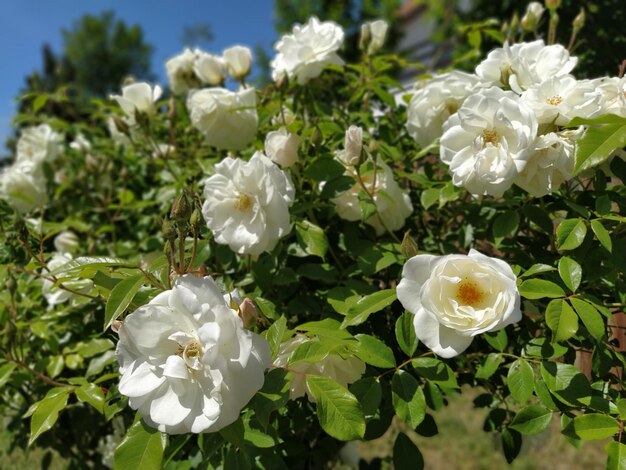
[166,48,201,94]
[54,231,79,254]
[514,128,582,197]
[271,106,296,126]
[363,19,389,55]
[42,252,93,308]
[397,249,521,358]
[264,128,301,167]
[271,17,345,85]
[272,335,365,401]
[110,82,162,125]
[187,87,258,150]
[202,152,295,256]
[476,40,577,93]
[521,2,545,30]
[592,76,626,117]
[193,51,225,86]
[339,125,364,166]
[16,124,63,165]
[115,274,271,434]
[331,158,413,235]
[223,45,253,80]
[440,86,538,197]
[521,75,603,125]
[0,162,47,213]
[406,71,483,148]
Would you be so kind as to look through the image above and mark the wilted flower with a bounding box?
[187,87,258,150]
[110,82,162,126]
[440,86,538,197]
[273,335,365,401]
[54,231,79,254]
[194,52,226,86]
[202,152,295,256]
[116,275,271,434]
[0,162,47,213]
[397,250,521,358]
[166,48,201,94]
[406,71,483,148]
[42,252,93,308]
[331,158,413,235]
[15,124,63,165]
[264,128,301,167]
[223,45,253,80]
[271,17,345,84]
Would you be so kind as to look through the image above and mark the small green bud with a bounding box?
[112,116,130,136]
[367,138,378,154]
[359,23,372,52]
[545,0,560,10]
[311,126,323,147]
[7,277,17,294]
[573,8,585,30]
[14,217,28,243]
[510,13,519,32]
[163,239,173,256]
[190,208,203,233]
[171,192,192,222]
[275,71,289,90]
[401,231,418,258]
[162,219,177,241]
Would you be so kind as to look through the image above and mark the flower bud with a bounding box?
[275,71,289,90]
[194,52,225,86]
[7,276,17,295]
[401,231,418,258]
[190,208,203,233]
[162,219,177,241]
[343,125,363,166]
[359,23,372,52]
[311,126,323,147]
[171,193,192,223]
[238,298,260,328]
[521,2,545,31]
[112,116,130,136]
[510,13,519,33]
[54,231,79,254]
[545,0,560,10]
[368,138,378,154]
[223,45,253,81]
[573,8,585,30]
[366,20,389,55]
[265,128,301,167]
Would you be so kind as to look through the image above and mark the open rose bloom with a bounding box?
[116,275,271,433]
[397,250,521,358]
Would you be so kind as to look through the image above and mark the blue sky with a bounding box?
[0,0,277,147]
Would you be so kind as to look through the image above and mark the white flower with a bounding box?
[363,19,389,55]
[264,128,301,167]
[69,133,92,153]
[15,124,63,165]
[42,252,93,308]
[194,52,226,86]
[166,48,201,94]
[406,71,483,148]
[54,231,79,254]
[187,87,258,150]
[271,106,296,126]
[514,128,582,197]
[397,249,521,358]
[521,2,545,30]
[271,17,345,84]
[592,76,626,117]
[338,125,364,166]
[521,75,603,125]
[476,40,577,93]
[110,82,162,125]
[202,152,295,256]
[440,86,538,197]
[0,162,47,212]
[272,335,365,401]
[116,275,271,434]
[331,158,413,235]
[223,45,253,80]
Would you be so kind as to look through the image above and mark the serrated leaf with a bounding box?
[507,359,534,403]
[475,353,504,380]
[393,432,424,470]
[509,405,552,435]
[605,441,626,470]
[306,375,365,441]
[574,120,626,174]
[395,311,418,356]
[540,362,592,407]
[341,289,397,328]
[114,418,167,470]
[556,219,587,251]
[392,370,426,428]
[265,316,288,358]
[412,357,458,388]
[558,256,582,292]
[76,383,105,414]
[353,334,395,368]
[519,279,565,299]
[104,273,144,330]
[545,299,578,342]
[492,210,520,239]
[562,414,619,440]
[29,388,71,445]
[349,377,382,417]
[590,219,612,252]
[570,298,605,341]
[520,263,556,278]
[295,220,328,259]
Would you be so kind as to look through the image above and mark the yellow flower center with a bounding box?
[456,279,485,307]
[482,129,499,147]
[546,95,563,106]
[235,193,253,212]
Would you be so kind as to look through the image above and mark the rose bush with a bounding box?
[1,2,625,468]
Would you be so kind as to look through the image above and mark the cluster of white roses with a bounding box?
[406,39,626,197]
[0,124,62,212]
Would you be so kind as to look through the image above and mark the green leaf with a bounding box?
[540,362,592,407]
[507,359,534,403]
[395,311,418,356]
[501,428,522,464]
[0,362,17,388]
[616,398,626,420]
[393,432,424,470]
[574,120,626,174]
[349,377,382,417]
[32,94,48,113]
[114,418,167,470]
[265,316,288,358]
[306,375,365,441]
[103,273,144,330]
[224,447,251,470]
[605,441,626,470]
[545,299,579,343]
[392,370,426,428]
[519,279,565,299]
[29,388,71,445]
[520,263,556,278]
[341,289,397,328]
[556,219,587,251]
[570,298,605,341]
[509,406,553,435]
[295,220,328,259]
[590,219,612,252]
[412,357,458,389]
[475,353,504,380]
[289,339,340,365]
[420,187,440,210]
[484,329,508,352]
[353,334,396,368]
[48,256,135,275]
[76,383,105,414]
[562,414,619,440]
[492,210,520,239]
[558,256,582,292]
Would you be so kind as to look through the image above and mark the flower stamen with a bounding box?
[482,129,499,147]
[235,193,253,212]
[456,278,485,307]
[546,95,563,106]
